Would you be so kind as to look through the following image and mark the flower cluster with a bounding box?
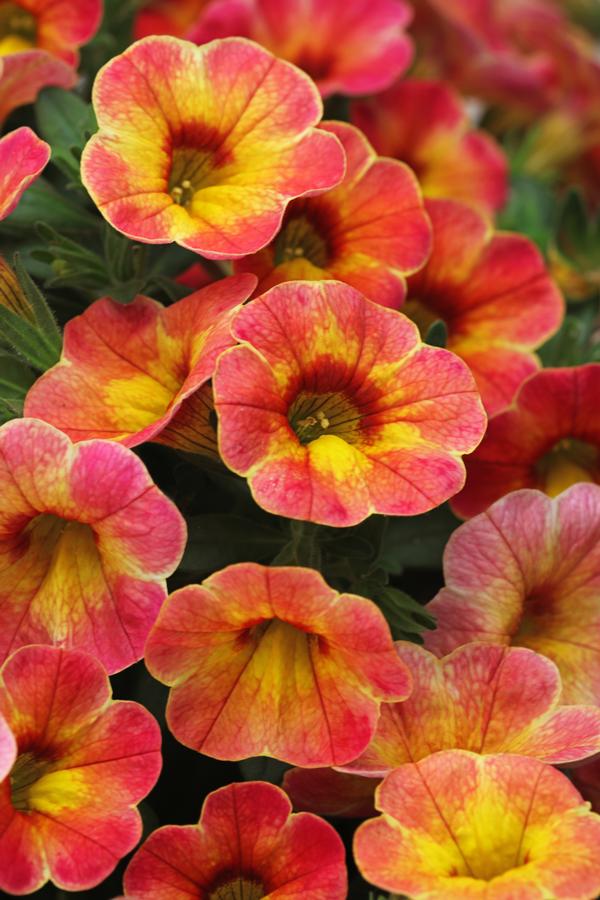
[2,1,600,898]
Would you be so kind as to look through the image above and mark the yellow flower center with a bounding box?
[210,879,265,900]
[274,215,329,268]
[288,391,360,445]
[168,133,231,208]
[0,2,36,54]
[10,751,48,812]
[535,437,598,497]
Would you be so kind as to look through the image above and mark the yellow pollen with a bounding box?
[316,411,330,429]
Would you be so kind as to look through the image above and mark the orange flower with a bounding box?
[81,36,345,259]
[0,645,161,894]
[405,198,564,414]
[144,563,411,766]
[427,485,600,705]
[351,79,508,217]
[123,781,347,899]
[453,365,600,517]
[214,280,486,526]
[354,751,600,898]
[235,121,431,309]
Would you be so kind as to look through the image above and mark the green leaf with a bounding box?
[0,354,36,398]
[180,514,286,574]
[0,355,36,423]
[13,255,61,349]
[0,178,98,236]
[35,87,97,182]
[424,319,447,348]
[0,307,60,371]
[373,587,436,641]
[379,505,460,572]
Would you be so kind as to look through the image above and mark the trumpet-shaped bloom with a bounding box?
[123,781,347,899]
[0,50,75,124]
[145,563,411,766]
[0,126,49,221]
[234,121,431,309]
[453,365,600,517]
[24,274,255,450]
[81,36,345,260]
[283,767,377,819]
[351,79,508,217]
[0,417,186,673]
[354,750,600,899]
[426,485,600,705]
[0,0,102,63]
[134,0,211,39]
[343,642,600,776]
[214,281,486,527]
[0,645,162,895]
[404,198,564,415]
[189,0,413,98]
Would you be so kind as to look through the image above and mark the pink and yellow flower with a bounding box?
[134,0,211,39]
[403,198,564,415]
[426,485,600,705]
[234,121,431,309]
[123,781,347,899]
[0,644,162,895]
[351,79,508,217]
[0,417,186,674]
[24,274,255,453]
[343,642,600,776]
[0,50,74,125]
[0,126,49,221]
[453,364,600,517]
[214,280,486,527]
[354,750,600,899]
[283,767,377,819]
[144,562,411,767]
[81,36,345,260]
[189,0,413,98]
[0,0,102,64]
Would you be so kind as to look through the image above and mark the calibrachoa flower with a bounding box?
[354,750,600,899]
[123,781,347,899]
[189,0,413,98]
[453,364,600,516]
[0,645,162,895]
[81,36,345,260]
[234,121,431,308]
[426,485,600,705]
[0,50,74,124]
[0,0,102,63]
[410,0,560,118]
[0,417,186,673]
[24,274,256,450]
[343,642,600,776]
[0,126,49,221]
[214,281,486,526]
[404,198,564,415]
[134,0,211,39]
[144,563,411,766]
[351,79,508,217]
[283,766,377,819]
